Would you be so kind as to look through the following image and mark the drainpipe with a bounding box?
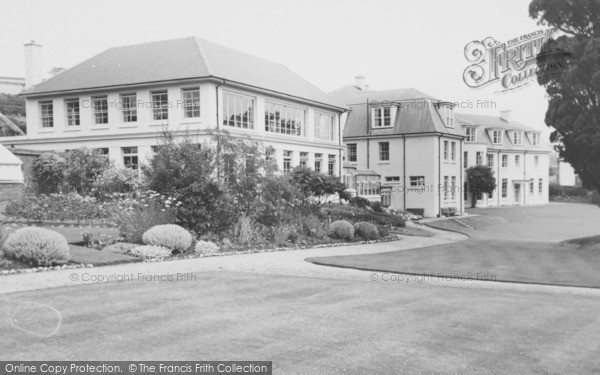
[403,135,406,211]
[438,134,442,217]
[459,139,463,214]
[497,150,501,206]
[338,111,346,178]
[523,150,527,205]
[215,79,226,180]
[366,98,370,169]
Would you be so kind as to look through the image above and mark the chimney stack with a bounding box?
[24,41,42,89]
[355,75,366,91]
[500,109,511,122]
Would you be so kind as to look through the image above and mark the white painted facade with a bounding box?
[1,80,344,175]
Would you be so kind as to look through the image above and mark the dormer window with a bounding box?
[465,127,477,142]
[512,131,523,145]
[531,133,540,146]
[373,107,392,127]
[492,130,503,144]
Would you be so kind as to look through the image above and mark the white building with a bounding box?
[457,111,550,207]
[558,162,579,186]
[332,78,465,217]
[0,76,25,95]
[0,37,346,175]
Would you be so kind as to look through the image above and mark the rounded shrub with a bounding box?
[2,227,70,266]
[194,240,219,255]
[328,220,354,241]
[142,224,192,252]
[353,222,379,240]
[130,245,172,259]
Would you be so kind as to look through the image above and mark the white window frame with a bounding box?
[314,153,323,173]
[379,142,390,161]
[224,91,255,129]
[515,155,520,167]
[92,96,108,125]
[492,130,503,144]
[501,179,508,198]
[451,176,457,199]
[487,154,494,168]
[476,152,483,166]
[182,87,200,119]
[501,154,508,168]
[40,101,54,128]
[328,154,336,176]
[315,111,335,141]
[410,176,425,187]
[451,141,456,162]
[513,131,523,145]
[122,147,139,169]
[465,127,477,142]
[299,152,309,167]
[532,133,540,146]
[373,107,392,128]
[151,91,169,121]
[538,179,543,194]
[443,176,449,200]
[347,143,357,162]
[443,141,449,161]
[283,150,293,173]
[534,155,540,168]
[65,98,80,126]
[121,94,137,123]
[265,100,306,137]
[463,151,468,168]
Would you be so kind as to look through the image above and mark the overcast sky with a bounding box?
[1,0,551,132]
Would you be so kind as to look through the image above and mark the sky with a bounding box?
[0,0,552,133]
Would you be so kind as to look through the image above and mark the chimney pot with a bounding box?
[355,75,366,91]
[500,109,511,122]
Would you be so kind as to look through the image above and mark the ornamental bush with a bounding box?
[328,220,354,241]
[95,166,142,198]
[142,224,192,252]
[353,221,379,240]
[130,245,172,259]
[194,240,219,255]
[2,227,70,266]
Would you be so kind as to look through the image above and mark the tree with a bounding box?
[466,165,496,208]
[289,166,349,206]
[33,153,66,194]
[530,0,600,192]
[62,148,110,195]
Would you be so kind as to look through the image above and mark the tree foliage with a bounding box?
[466,165,496,208]
[33,153,66,194]
[62,148,110,195]
[530,0,600,191]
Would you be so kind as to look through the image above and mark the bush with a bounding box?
[130,245,172,259]
[194,240,219,254]
[298,214,328,239]
[102,191,178,243]
[0,226,13,249]
[62,148,110,195]
[33,153,66,194]
[370,201,384,213]
[349,196,371,208]
[142,224,192,252]
[95,166,141,198]
[273,224,296,246]
[353,222,379,240]
[328,220,354,241]
[5,193,106,223]
[2,227,70,266]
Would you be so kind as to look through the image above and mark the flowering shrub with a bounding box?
[130,245,172,259]
[353,222,379,240]
[328,220,354,241]
[94,166,142,198]
[194,240,219,255]
[102,242,138,254]
[142,224,192,252]
[2,227,70,266]
[101,190,179,243]
[33,152,66,194]
[4,193,107,223]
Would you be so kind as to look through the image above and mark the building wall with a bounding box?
[0,77,25,95]
[463,145,550,207]
[344,135,464,217]
[4,81,344,176]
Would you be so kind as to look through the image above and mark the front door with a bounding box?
[514,184,521,204]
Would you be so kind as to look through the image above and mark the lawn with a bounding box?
[1,271,599,374]
[307,239,600,288]
[309,203,600,288]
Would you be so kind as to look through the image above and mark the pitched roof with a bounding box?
[0,143,23,166]
[22,37,345,109]
[330,86,463,138]
[329,86,435,106]
[456,113,550,151]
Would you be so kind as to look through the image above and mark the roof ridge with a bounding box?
[193,37,212,76]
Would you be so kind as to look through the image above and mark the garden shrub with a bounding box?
[142,224,192,252]
[130,245,172,259]
[102,191,178,243]
[4,193,106,223]
[62,148,110,196]
[299,214,328,239]
[0,226,13,250]
[273,224,295,246]
[2,227,70,266]
[353,221,379,240]
[328,220,354,241]
[233,215,254,245]
[95,166,141,198]
[370,201,384,213]
[349,196,371,208]
[194,240,219,255]
[33,152,66,194]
